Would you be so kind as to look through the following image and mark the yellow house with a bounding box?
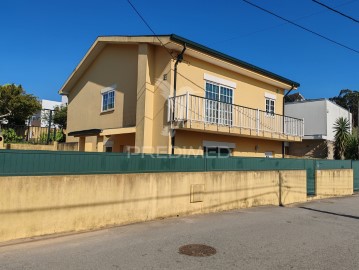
[59,34,303,158]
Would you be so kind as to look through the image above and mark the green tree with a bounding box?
[0,84,41,125]
[344,135,359,160]
[52,105,67,143]
[333,117,351,160]
[330,89,359,127]
[53,105,67,129]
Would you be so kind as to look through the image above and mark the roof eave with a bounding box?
[169,34,300,88]
[59,34,300,95]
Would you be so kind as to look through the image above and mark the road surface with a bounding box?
[1,195,359,269]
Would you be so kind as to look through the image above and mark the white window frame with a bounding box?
[101,87,115,112]
[204,80,234,126]
[265,97,275,116]
[204,73,237,88]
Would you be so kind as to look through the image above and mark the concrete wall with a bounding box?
[5,143,58,151]
[280,170,307,205]
[57,142,78,151]
[4,142,78,152]
[315,169,353,198]
[0,170,306,243]
[288,139,333,159]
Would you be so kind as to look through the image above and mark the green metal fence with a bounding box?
[304,160,316,196]
[0,150,358,195]
[352,161,359,192]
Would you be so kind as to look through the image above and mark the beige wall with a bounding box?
[176,54,285,114]
[57,142,78,151]
[0,170,306,243]
[151,46,173,154]
[280,170,307,205]
[4,143,57,151]
[135,44,155,153]
[5,143,78,152]
[77,133,136,153]
[289,140,334,159]
[111,133,136,152]
[81,136,97,152]
[147,49,287,155]
[315,169,353,198]
[135,45,173,153]
[175,130,283,157]
[67,44,138,138]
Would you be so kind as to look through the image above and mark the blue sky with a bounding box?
[1,0,358,101]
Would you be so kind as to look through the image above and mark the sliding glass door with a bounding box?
[205,81,233,125]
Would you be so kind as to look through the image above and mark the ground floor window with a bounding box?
[204,147,232,157]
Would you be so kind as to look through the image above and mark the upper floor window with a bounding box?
[205,81,234,125]
[102,89,115,112]
[265,98,275,115]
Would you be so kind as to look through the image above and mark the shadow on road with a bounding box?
[299,206,359,220]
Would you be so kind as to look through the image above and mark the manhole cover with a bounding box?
[179,244,217,257]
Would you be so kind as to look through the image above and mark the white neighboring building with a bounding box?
[285,99,352,159]
[29,99,62,127]
[61,95,68,106]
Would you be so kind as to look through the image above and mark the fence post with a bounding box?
[47,110,53,145]
[26,117,31,142]
[279,171,283,206]
[53,127,57,142]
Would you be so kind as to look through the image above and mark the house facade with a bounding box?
[285,99,352,159]
[59,35,303,157]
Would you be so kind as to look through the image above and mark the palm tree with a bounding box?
[333,117,350,160]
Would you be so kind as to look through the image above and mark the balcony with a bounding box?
[168,93,303,141]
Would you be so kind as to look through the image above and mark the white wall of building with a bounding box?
[41,99,62,111]
[326,100,352,141]
[285,100,327,139]
[40,99,62,127]
[285,99,352,142]
[28,99,62,127]
[61,96,68,106]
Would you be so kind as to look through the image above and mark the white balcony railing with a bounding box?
[168,93,304,137]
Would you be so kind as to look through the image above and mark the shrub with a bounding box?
[2,128,22,143]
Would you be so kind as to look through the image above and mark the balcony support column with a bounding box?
[171,44,187,155]
[256,109,260,134]
[135,44,155,154]
[186,91,189,120]
[282,84,296,157]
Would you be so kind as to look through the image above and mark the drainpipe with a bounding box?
[171,44,187,155]
[282,84,295,158]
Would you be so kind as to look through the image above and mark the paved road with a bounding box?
[1,195,359,270]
